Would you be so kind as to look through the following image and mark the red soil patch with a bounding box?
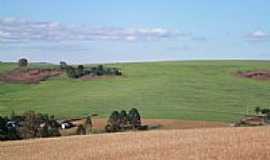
[0,68,64,84]
[92,118,227,131]
[238,70,270,80]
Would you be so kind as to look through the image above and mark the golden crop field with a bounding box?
[1,127,270,160]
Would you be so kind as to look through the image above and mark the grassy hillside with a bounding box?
[0,60,270,122]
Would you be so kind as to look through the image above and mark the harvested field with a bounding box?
[238,70,270,80]
[92,118,227,131]
[1,127,270,160]
[0,68,63,84]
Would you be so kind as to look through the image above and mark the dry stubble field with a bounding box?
[1,127,270,160]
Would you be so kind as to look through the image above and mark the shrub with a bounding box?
[0,116,6,130]
[66,66,78,79]
[77,65,85,77]
[18,111,46,139]
[261,108,270,114]
[96,65,104,76]
[59,61,68,69]
[18,58,28,67]
[119,110,128,127]
[106,111,121,132]
[255,107,261,115]
[84,116,92,134]
[128,108,141,128]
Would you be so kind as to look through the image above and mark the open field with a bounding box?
[1,60,270,122]
[1,127,270,160]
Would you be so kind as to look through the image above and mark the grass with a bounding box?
[0,60,270,122]
[1,127,270,160]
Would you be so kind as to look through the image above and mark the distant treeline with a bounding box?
[59,61,122,79]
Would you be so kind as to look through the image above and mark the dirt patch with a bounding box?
[0,68,64,84]
[92,118,227,131]
[238,70,270,80]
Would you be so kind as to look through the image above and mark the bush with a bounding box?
[128,108,141,128]
[119,110,128,127]
[255,107,261,115]
[77,65,85,77]
[96,65,104,76]
[18,58,28,67]
[106,111,121,132]
[66,66,78,79]
[84,116,92,134]
[18,111,46,139]
[17,111,60,139]
[261,108,270,114]
[59,61,68,69]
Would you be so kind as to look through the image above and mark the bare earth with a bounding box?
[0,68,63,84]
[238,70,270,80]
[92,118,227,130]
[1,127,270,160]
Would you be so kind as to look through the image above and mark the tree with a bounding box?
[97,65,104,76]
[19,111,46,139]
[119,110,128,128]
[84,116,92,134]
[18,58,28,67]
[255,106,261,115]
[59,61,68,70]
[128,108,141,128]
[106,111,121,132]
[66,66,78,79]
[261,108,270,114]
[77,65,85,77]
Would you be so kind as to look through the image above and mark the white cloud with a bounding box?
[246,30,270,42]
[0,17,187,43]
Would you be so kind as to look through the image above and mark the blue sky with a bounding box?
[0,0,270,64]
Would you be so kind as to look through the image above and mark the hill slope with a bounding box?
[0,61,270,122]
[1,127,270,160]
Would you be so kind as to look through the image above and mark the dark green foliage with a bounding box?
[119,110,128,127]
[261,108,270,114]
[128,108,141,128]
[61,61,122,79]
[60,61,68,69]
[18,58,28,67]
[255,106,261,115]
[96,65,104,76]
[66,66,78,79]
[105,108,143,132]
[16,111,60,139]
[106,111,121,132]
[77,65,85,77]
[19,111,47,139]
[0,113,20,140]
[0,116,6,130]
[0,116,8,140]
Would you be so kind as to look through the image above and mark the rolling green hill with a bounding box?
[0,60,270,122]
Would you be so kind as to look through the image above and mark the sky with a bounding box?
[0,0,270,64]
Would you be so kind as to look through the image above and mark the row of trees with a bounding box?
[0,111,60,140]
[105,108,142,132]
[255,107,270,118]
[60,61,122,79]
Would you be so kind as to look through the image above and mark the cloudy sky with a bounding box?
[0,0,270,64]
